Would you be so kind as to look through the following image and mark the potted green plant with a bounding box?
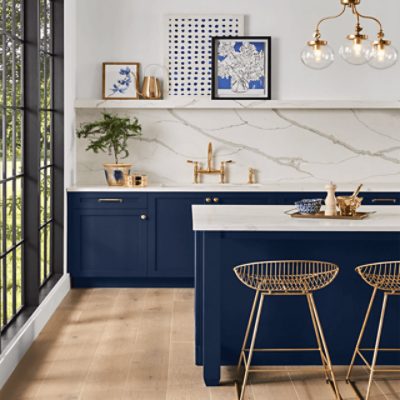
[77,112,142,186]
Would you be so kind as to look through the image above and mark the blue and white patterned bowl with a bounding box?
[295,199,323,215]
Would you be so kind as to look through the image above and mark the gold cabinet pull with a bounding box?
[213,197,220,204]
[140,214,148,220]
[371,198,397,204]
[97,198,123,203]
[205,197,212,204]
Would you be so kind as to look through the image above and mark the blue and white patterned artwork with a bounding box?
[165,15,244,96]
[103,63,139,100]
[215,39,270,98]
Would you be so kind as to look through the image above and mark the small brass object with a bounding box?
[187,142,233,184]
[141,76,162,100]
[336,196,363,216]
[248,168,256,184]
[124,174,148,188]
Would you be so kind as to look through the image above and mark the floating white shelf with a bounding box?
[75,98,400,110]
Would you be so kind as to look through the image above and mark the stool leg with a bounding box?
[309,293,341,400]
[239,293,265,400]
[366,292,388,400]
[237,289,260,373]
[306,293,329,382]
[346,287,378,383]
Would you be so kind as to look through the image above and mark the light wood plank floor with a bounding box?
[1,288,400,400]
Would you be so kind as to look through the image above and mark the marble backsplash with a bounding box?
[75,108,400,186]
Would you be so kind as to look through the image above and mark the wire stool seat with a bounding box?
[347,261,400,400]
[356,262,400,292]
[234,260,341,400]
[234,260,339,294]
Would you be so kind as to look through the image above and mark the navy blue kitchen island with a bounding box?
[192,205,400,386]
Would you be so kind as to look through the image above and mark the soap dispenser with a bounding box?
[325,182,337,216]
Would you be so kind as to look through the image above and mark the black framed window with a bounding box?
[0,0,63,343]
[39,0,53,285]
[0,0,24,329]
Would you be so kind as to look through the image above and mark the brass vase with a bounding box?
[141,76,162,100]
[103,163,132,186]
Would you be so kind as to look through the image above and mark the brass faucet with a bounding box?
[187,142,233,184]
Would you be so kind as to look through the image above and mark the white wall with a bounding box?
[76,0,400,100]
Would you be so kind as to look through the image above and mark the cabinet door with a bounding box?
[148,194,204,278]
[70,208,148,277]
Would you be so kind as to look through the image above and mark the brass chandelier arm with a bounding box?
[353,5,384,34]
[314,5,347,37]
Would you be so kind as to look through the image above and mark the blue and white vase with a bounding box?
[103,163,132,186]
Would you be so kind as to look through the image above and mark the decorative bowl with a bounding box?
[295,199,323,215]
[336,196,363,216]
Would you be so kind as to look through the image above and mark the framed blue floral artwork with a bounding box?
[211,37,271,100]
[102,62,140,100]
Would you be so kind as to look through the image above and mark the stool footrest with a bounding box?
[356,349,400,373]
[243,347,321,352]
[359,347,400,352]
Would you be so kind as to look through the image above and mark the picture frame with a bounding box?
[102,62,140,100]
[211,36,271,100]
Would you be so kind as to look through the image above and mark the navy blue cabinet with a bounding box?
[70,208,148,277]
[148,194,204,279]
[68,191,400,287]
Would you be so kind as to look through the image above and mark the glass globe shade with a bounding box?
[339,39,370,65]
[301,44,335,70]
[368,44,398,69]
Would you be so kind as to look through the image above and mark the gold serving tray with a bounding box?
[288,211,375,220]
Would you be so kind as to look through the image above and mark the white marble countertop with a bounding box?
[192,205,400,232]
[67,183,400,193]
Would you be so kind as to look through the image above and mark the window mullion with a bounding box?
[23,0,40,308]
[50,0,63,277]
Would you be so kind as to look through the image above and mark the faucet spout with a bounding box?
[207,142,213,171]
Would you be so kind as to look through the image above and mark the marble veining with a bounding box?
[76,108,400,186]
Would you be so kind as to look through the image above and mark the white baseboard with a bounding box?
[0,274,71,388]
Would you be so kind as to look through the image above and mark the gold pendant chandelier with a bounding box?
[301,0,398,70]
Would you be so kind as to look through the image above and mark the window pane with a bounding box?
[6,250,13,324]
[15,175,22,243]
[15,0,23,40]
[5,180,12,251]
[15,39,23,108]
[15,109,22,175]
[15,243,22,311]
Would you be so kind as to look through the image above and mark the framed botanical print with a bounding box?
[211,36,271,100]
[102,62,140,100]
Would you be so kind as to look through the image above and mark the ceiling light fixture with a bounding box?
[301,0,398,70]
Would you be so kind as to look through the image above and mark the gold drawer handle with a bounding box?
[371,198,397,204]
[97,198,124,203]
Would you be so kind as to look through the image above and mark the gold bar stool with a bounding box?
[346,261,400,400]
[234,260,341,400]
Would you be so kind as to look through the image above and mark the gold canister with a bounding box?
[336,196,363,216]
[125,174,148,188]
[141,76,161,100]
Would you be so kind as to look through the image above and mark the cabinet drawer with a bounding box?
[70,193,148,209]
